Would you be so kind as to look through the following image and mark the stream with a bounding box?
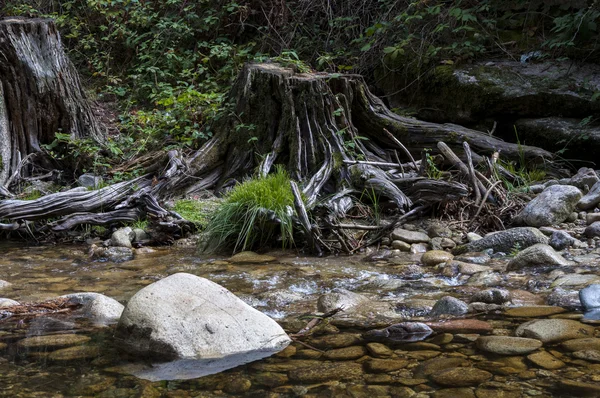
[1,241,600,397]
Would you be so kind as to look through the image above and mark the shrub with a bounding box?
[204,168,297,253]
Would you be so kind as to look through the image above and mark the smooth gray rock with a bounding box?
[470,288,511,305]
[569,167,599,190]
[115,273,290,359]
[77,173,103,189]
[584,221,600,238]
[476,336,542,355]
[453,227,548,255]
[580,284,600,311]
[551,274,600,288]
[507,244,571,270]
[547,288,581,309]
[429,296,468,317]
[93,246,134,262]
[0,298,19,307]
[466,271,502,287]
[579,181,600,210]
[133,228,149,242]
[549,230,576,251]
[516,319,595,343]
[62,292,124,325]
[111,227,135,248]
[391,228,430,243]
[516,185,582,227]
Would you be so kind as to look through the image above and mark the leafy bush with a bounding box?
[204,168,297,253]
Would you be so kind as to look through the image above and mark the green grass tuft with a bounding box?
[204,167,296,253]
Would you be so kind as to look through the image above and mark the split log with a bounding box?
[0,18,104,188]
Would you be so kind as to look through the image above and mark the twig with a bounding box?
[290,308,343,338]
[467,180,503,230]
[463,142,481,206]
[383,128,418,170]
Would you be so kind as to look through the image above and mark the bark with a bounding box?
[0,18,104,188]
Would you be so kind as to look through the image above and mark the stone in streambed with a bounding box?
[515,319,595,343]
[551,274,600,288]
[453,227,547,255]
[110,227,135,248]
[557,379,600,396]
[228,251,276,264]
[413,357,470,378]
[392,228,430,243]
[362,322,433,343]
[429,367,492,387]
[48,345,101,361]
[61,292,124,325]
[0,298,19,307]
[584,221,600,238]
[507,244,570,270]
[504,306,566,317]
[288,362,363,383]
[578,180,600,210]
[515,185,582,227]
[549,230,577,251]
[470,288,511,304]
[561,338,600,352]
[572,349,600,362]
[364,358,409,373]
[527,351,565,369]
[115,273,290,359]
[426,319,492,334]
[322,346,367,360]
[317,288,370,312]
[18,334,91,349]
[430,296,468,317]
[421,250,453,266]
[579,284,600,311]
[475,336,542,355]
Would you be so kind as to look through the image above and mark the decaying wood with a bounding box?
[291,180,322,256]
[0,297,81,321]
[0,18,104,189]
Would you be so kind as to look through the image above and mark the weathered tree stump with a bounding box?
[0,18,104,188]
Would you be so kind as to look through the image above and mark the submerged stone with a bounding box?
[429,367,492,387]
[516,319,595,343]
[475,336,542,355]
[17,334,91,349]
[228,251,277,264]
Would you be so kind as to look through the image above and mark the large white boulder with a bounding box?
[115,273,290,360]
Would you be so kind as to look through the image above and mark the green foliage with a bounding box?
[424,149,443,180]
[130,219,148,230]
[204,167,297,253]
[173,198,220,228]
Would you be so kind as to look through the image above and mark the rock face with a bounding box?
[475,336,542,355]
[515,319,595,343]
[453,227,547,254]
[515,185,582,227]
[507,244,571,270]
[115,273,290,359]
[62,292,124,325]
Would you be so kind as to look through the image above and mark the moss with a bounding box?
[173,198,221,228]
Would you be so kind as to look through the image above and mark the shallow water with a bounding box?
[1,242,600,397]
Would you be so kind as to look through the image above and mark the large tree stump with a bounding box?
[0,18,104,188]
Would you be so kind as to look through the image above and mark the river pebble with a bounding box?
[475,336,542,355]
[515,319,596,343]
[429,367,492,387]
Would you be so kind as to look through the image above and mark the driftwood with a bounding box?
[0,18,104,190]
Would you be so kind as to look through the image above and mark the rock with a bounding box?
[507,244,570,270]
[92,246,134,262]
[288,362,363,383]
[363,322,433,343]
[0,298,19,307]
[366,342,393,358]
[364,358,409,373]
[466,271,502,286]
[551,274,600,288]
[557,380,600,396]
[252,372,288,388]
[515,319,595,343]
[476,336,542,355]
[572,349,600,362]
[453,227,548,255]
[317,288,370,313]
[411,243,429,253]
[457,262,491,275]
[527,351,565,369]
[228,251,276,264]
[579,284,600,311]
[470,288,511,304]
[504,306,566,317]
[426,319,492,334]
[429,367,492,387]
[132,228,149,242]
[421,250,453,266]
[322,346,367,360]
[18,334,91,348]
[307,333,361,349]
[430,296,468,317]
[549,230,576,251]
[48,345,101,361]
[110,227,135,248]
[569,167,600,190]
[61,292,124,325]
[561,338,600,352]
[433,388,476,398]
[454,251,491,264]
[391,228,430,243]
[547,288,581,309]
[579,181,600,210]
[466,233,482,242]
[587,212,600,224]
[584,221,600,238]
[413,357,470,378]
[0,280,12,289]
[115,273,290,359]
[77,173,103,189]
[391,240,411,251]
[516,185,582,227]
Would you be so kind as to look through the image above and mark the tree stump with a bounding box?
[0,18,104,188]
